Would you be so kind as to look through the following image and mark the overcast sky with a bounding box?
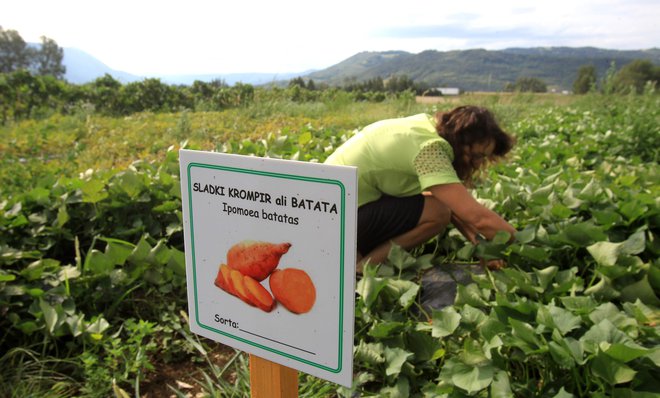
[3,0,659,75]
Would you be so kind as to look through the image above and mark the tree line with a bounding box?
[1,26,658,123]
[1,26,65,78]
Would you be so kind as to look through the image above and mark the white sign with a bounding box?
[179,149,357,387]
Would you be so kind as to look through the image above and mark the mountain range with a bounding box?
[62,47,306,86]
[62,46,660,92]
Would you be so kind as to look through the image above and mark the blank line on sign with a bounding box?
[239,329,317,355]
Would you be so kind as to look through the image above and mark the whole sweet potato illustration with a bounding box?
[269,268,316,314]
[243,275,275,312]
[227,241,291,281]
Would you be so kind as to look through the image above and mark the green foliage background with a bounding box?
[0,88,658,397]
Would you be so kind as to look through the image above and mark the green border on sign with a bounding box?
[186,162,346,373]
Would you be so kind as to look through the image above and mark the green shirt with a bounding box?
[325,113,461,206]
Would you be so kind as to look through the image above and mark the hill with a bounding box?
[63,47,143,84]
[304,47,660,91]
[61,47,310,85]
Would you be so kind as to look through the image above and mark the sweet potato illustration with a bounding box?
[214,264,230,291]
[214,264,237,296]
[227,241,291,281]
[243,275,275,312]
[228,268,256,307]
[269,268,316,314]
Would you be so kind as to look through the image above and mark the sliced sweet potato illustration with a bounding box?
[219,264,236,295]
[243,275,275,312]
[269,268,316,314]
[227,241,291,281]
[214,263,231,292]
[228,269,256,307]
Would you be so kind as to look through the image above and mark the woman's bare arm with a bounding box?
[429,183,516,240]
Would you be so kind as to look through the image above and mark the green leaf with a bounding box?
[85,316,110,335]
[620,200,647,223]
[80,179,108,203]
[592,209,622,228]
[460,304,487,327]
[114,170,143,198]
[533,266,558,290]
[590,352,636,385]
[369,321,405,338]
[551,203,573,219]
[619,275,660,306]
[581,319,632,354]
[167,247,187,276]
[381,279,419,309]
[432,306,461,338]
[102,238,135,265]
[518,245,551,262]
[578,178,602,200]
[588,241,622,266]
[56,204,69,228]
[379,376,409,398]
[558,221,607,247]
[406,331,442,363]
[127,236,152,264]
[622,299,658,325]
[440,358,494,394]
[588,303,637,333]
[479,317,506,341]
[85,250,114,275]
[298,131,312,146]
[552,387,576,398]
[148,240,172,265]
[356,276,388,309]
[57,265,81,282]
[17,321,40,334]
[584,277,620,300]
[384,346,413,377]
[509,318,545,350]
[549,341,576,369]
[490,369,514,398]
[39,300,59,334]
[536,304,582,335]
[555,335,586,365]
[354,341,385,366]
[388,244,418,271]
[603,343,651,363]
[455,283,490,308]
[462,338,489,365]
[621,230,646,255]
[560,296,598,314]
[515,226,536,244]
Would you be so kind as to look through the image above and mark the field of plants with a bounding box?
[0,89,658,398]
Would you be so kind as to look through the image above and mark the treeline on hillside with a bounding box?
[0,70,424,123]
[2,26,659,123]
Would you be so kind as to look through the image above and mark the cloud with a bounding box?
[373,24,561,42]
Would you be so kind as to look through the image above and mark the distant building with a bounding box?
[435,87,460,96]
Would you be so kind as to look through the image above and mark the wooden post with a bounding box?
[249,354,298,398]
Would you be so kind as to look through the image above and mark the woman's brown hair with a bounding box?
[434,106,515,185]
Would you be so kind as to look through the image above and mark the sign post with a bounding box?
[179,149,357,392]
[249,355,298,398]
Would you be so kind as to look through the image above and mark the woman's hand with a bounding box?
[481,258,506,270]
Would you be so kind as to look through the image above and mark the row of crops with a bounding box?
[0,93,658,397]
